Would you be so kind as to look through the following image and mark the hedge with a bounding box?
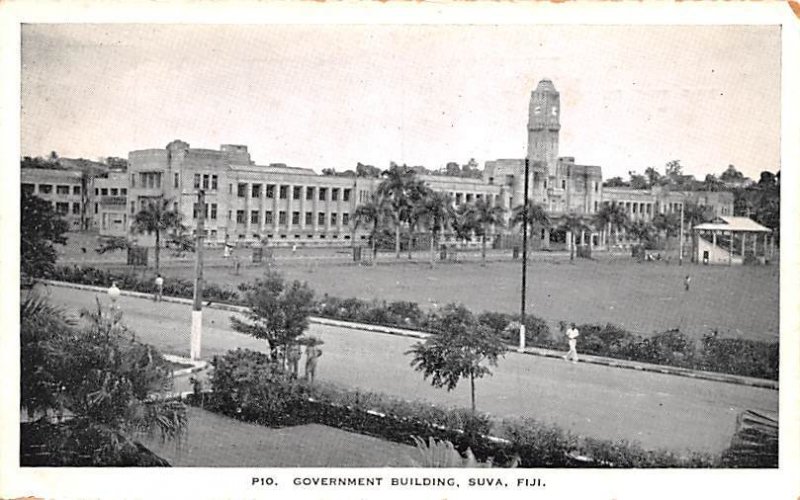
[47,265,778,380]
[199,349,725,468]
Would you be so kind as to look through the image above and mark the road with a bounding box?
[44,286,777,455]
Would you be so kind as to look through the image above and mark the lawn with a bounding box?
[141,406,416,467]
[108,251,779,343]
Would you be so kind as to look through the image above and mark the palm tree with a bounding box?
[402,180,432,260]
[130,198,183,274]
[353,192,391,266]
[559,212,590,261]
[652,212,680,249]
[627,219,656,247]
[468,198,506,266]
[450,203,476,246]
[416,191,452,268]
[594,202,629,246]
[511,200,551,251]
[377,163,417,259]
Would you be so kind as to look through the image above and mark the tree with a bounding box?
[644,167,662,187]
[627,220,657,248]
[450,203,477,245]
[593,202,629,246]
[665,160,683,182]
[628,171,648,190]
[603,176,629,188]
[416,190,452,267]
[131,198,183,273]
[321,167,337,176]
[468,198,506,266]
[400,180,431,259]
[231,271,315,364]
[354,191,392,265]
[356,162,382,178]
[511,200,551,251]
[21,192,69,280]
[720,164,746,184]
[378,163,417,258]
[652,212,680,248]
[703,174,724,191]
[406,304,506,413]
[20,296,186,465]
[559,212,589,261]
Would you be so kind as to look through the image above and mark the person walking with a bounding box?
[154,273,164,302]
[684,274,691,292]
[304,340,323,382]
[563,322,580,363]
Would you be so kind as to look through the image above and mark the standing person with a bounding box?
[684,274,691,292]
[563,322,580,363]
[304,340,323,382]
[154,273,164,302]
[286,343,302,379]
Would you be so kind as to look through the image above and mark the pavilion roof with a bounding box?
[694,216,771,233]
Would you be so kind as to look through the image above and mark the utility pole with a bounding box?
[679,199,684,266]
[191,189,205,360]
[519,158,530,352]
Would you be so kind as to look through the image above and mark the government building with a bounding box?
[22,79,734,251]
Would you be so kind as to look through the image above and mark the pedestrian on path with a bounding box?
[154,274,164,302]
[304,339,323,382]
[684,274,691,292]
[563,322,580,363]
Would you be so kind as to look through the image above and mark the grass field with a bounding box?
[112,252,779,343]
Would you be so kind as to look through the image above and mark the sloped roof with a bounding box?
[694,216,771,233]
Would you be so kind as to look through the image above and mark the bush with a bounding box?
[199,348,721,468]
[699,333,778,380]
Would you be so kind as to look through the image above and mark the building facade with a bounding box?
[21,78,734,249]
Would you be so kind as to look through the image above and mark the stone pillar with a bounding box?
[752,233,757,255]
[741,232,746,256]
[325,189,332,232]
[312,186,319,235]
[287,185,294,233]
[245,183,252,236]
[259,184,266,234]
[300,186,306,230]
[273,185,279,232]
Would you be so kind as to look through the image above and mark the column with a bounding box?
[287,184,294,233]
[337,190,344,234]
[728,232,733,266]
[325,188,332,232]
[299,186,306,230]
[312,186,319,235]
[245,183,252,236]
[566,230,573,252]
[752,233,757,255]
[259,184,266,234]
[770,235,774,259]
[273,185,279,232]
[763,233,767,259]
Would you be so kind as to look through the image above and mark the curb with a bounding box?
[40,279,778,391]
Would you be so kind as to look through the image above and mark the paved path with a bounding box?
[46,286,777,455]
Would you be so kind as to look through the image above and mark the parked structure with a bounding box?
[693,216,774,265]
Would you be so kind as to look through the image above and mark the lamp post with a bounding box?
[191,189,205,361]
[519,158,530,352]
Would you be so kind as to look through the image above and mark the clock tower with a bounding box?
[527,79,560,176]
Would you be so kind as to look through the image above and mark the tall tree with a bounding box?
[131,199,183,273]
[644,167,662,188]
[416,190,452,268]
[559,212,590,261]
[20,296,186,465]
[511,200,551,251]
[378,163,417,259]
[628,171,649,190]
[593,202,629,246]
[354,191,391,265]
[468,198,506,266]
[450,203,477,245]
[627,220,657,248]
[406,304,506,413]
[21,192,69,279]
[401,180,432,259]
[231,271,315,364]
[652,212,680,248]
[720,164,746,184]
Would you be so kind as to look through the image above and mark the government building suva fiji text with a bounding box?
[22,79,733,250]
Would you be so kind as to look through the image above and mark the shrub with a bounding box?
[699,333,778,380]
[575,323,637,357]
[498,418,576,467]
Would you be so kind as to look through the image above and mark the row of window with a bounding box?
[131,172,162,189]
[232,210,350,227]
[53,202,82,215]
[94,187,128,196]
[22,183,81,196]
[192,173,219,190]
[234,183,351,202]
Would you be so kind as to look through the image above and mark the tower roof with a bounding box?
[535,79,557,92]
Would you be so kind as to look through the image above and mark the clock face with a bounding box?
[551,106,558,116]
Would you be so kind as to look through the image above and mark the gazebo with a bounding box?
[692,216,774,265]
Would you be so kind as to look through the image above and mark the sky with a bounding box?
[21,24,780,180]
